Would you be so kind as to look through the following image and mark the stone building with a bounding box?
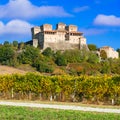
[100,46,119,59]
[31,23,88,51]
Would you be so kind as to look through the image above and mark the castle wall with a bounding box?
[44,41,80,51]
[56,31,66,42]
[33,39,38,48]
[31,27,41,39]
[69,35,80,43]
[38,32,44,49]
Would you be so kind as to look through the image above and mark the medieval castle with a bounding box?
[30,23,119,59]
[31,23,88,51]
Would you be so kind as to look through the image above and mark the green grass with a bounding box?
[0,105,120,120]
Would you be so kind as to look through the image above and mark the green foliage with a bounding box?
[0,42,120,75]
[19,42,25,50]
[32,54,55,73]
[12,40,18,49]
[0,45,15,65]
[55,53,67,66]
[63,50,82,63]
[18,45,40,64]
[110,59,120,74]
[35,61,54,73]
[100,61,111,74]
[88,44,97,51]
[56,56,67,66]
[42,47,54,57]
[87,52,99,64]
[55,49,99,65]
[4,41,10,46]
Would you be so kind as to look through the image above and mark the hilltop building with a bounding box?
[31,23,88,51]
[100,46,119,59]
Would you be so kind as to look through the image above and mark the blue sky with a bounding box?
[0,0,120,49]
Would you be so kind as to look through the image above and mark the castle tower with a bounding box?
[79,37,89,50]
[56,23,66,30]
[65,25,78,32]
[31,27,41,39]
[31,27,41,48]
[40,24,52,31]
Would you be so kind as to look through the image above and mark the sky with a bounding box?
[0,0,120,49]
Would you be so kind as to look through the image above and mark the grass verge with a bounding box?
[0,105,120,120]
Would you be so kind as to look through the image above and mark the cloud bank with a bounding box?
[0,0,71,19]
[0,19,32,35]
[94,14,120,26]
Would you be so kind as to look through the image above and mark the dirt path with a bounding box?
[0,101,120,113]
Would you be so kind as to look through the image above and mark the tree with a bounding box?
[13,40,18,48]
[62,50,82,63]
[0,45,15,65]
[55,55,67,66]
[54,51,67,66]
[19,42,25,50]
[42,47,54,57]
[35,61,54,73]
[88,44,97,51]
[4,41,10,46]
[18,45,40,64]
[87,52,99,64]
[100,61,111,74]
[109,59,120,74]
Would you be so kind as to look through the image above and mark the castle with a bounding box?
[31,23,88,51]
[100,46,119,59]
[30,23,119,59]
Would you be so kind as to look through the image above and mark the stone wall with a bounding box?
[100,46,119,59]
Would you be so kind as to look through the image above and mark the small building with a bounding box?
[100,46,119,59]
[31,23,88,51]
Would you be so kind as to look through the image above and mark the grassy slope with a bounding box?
[0,64,38,74]
[0,65,26,74]
[0,105,120,120]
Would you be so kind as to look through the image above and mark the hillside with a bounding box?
[0,65,27,74]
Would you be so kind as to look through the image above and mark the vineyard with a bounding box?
[0,73,120,105]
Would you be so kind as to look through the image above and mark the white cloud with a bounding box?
[0,0,71,19]
[0,22,4,32]
[0,19,33,35]
[94,14,120,26]
[80,28,107,36]
[73,6,89,13]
